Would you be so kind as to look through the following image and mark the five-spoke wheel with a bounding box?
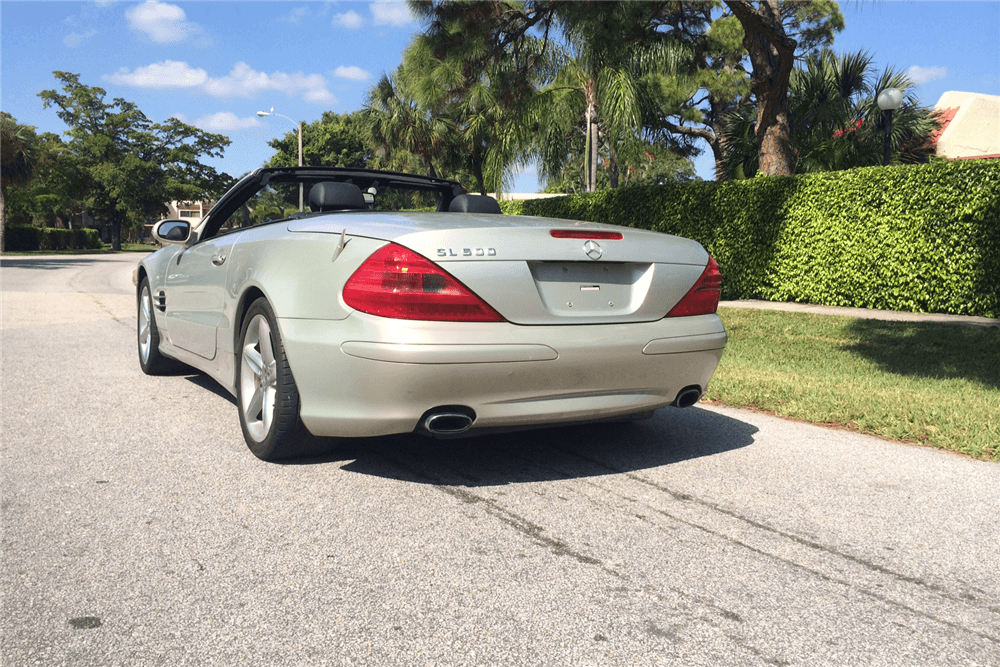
[236,298,312,460]
[137,277,180,375]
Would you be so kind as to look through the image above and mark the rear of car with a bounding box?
[278,213,726,438]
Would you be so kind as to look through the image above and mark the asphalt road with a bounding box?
[2,254,998,667]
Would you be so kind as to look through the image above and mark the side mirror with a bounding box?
[152,219,192,245]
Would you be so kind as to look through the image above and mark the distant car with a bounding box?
[136,167,726,460]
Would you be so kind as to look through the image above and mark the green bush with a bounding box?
[4,225,103,252]
[4,225,43,251]
[501,160,1000,318]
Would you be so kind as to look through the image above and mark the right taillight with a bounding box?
[666,256,722,317]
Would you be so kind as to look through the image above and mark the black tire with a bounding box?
[236,297,314,461]
[137,277,182,375]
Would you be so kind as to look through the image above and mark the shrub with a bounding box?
[4,225,103,252]
[501,160,1000,318]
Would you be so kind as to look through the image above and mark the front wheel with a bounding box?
[137,277,181,375]
[236,298,313,461]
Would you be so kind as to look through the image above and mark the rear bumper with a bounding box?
[278,313,726,438]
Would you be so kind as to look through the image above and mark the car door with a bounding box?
[163,231,245,360]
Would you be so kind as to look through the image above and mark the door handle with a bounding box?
[212,254,227,266]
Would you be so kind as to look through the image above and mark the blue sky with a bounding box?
[2,1,998,191]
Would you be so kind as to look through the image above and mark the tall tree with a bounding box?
[39,72,230,249]
[530,3,696,191]
[14,132,88,229]
[398,1,559,194]
[264,111,373,170]
[1,113,38,251]
[363,68,451,180]
[720,50,942,178]
[642,1,843,180]
[722,0,843,176]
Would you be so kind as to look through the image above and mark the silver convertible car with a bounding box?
[136,167,727,460]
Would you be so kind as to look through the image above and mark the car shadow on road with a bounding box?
[298,407,758,486]
[184,372,237,405]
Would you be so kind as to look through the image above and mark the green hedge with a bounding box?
[501,160,1000,318]
[4,225,103,252]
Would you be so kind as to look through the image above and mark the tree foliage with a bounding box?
[720,50,942,178]
[264,111,373,169]
[1,112,39,251]
[37,72,231,249]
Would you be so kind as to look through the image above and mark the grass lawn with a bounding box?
[708,307,1000,461]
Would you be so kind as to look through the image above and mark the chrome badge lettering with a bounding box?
[437,248,497,257]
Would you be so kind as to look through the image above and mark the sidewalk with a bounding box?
[719,299,1000,328]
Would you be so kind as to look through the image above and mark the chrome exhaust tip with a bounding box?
[672,386,702,409]
[422,408,475,436]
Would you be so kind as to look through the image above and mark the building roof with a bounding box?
[932,91,1000,160]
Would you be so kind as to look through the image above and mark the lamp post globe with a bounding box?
[877,88,904,166]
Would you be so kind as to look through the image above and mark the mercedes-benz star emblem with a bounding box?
[583,240,603,260]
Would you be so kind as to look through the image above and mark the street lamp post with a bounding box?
[876,88,904,167]
[257,107,304,211]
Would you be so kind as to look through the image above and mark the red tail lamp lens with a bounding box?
[343,243,505,322]
[666,256,722,317]
[550,230,623,240]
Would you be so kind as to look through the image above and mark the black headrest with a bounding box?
[308,182,366,212]
[448,194,502,214]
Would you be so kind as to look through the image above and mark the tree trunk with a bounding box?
[111,211,122,251]
[725,0,797,176]
[0,186,6,253]
[587,115,599,193]
[608,146,620,189]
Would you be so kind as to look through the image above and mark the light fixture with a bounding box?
[876,88,904,166]
[256,107,304,211]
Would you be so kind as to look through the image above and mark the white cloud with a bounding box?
[64,30,97,47]
[201,62,335,103]
[335,10,363,29]
[908,65,947,85]
[333,66,370,81]
[278,7,309,24]
[107,60,208,88]
[106,60,335,104]
[188,112,264,133]
[126,0,200,43]
[371,1,412,26]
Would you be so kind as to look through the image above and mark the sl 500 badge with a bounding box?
[437,248,497,257]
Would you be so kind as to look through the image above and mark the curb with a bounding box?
[719,300,1000,328]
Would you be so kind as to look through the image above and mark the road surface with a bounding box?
[2,254,998,666]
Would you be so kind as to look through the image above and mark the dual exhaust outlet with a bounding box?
[420,386,702,438]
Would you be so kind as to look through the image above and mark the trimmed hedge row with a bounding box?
[4,225,103,252]
[500,160,1000,318]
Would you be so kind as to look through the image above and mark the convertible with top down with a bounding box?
[135,167,727,460]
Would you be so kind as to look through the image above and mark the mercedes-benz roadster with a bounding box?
[135,167,727,460]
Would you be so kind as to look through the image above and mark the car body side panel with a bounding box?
[164,232,245,360]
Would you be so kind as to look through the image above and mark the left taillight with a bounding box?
[666,256,722,317]
[342,243,505,322]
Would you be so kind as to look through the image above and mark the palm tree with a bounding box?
[1,113,39,251]
[721,49,941,178]
[363,68,452,180]
[532,4,692,192]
